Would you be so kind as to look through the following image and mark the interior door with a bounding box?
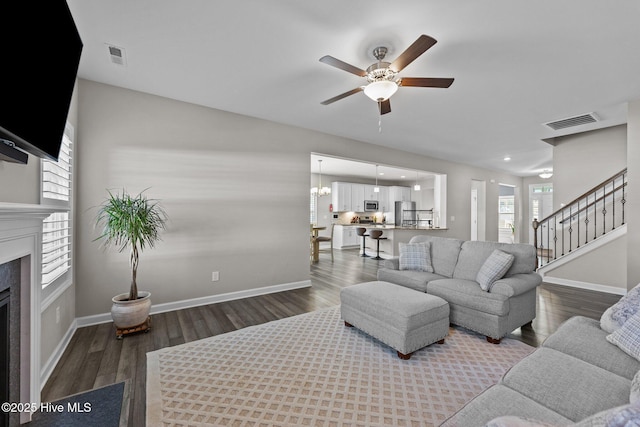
[470,188,478,241]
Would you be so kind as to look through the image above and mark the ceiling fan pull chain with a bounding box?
[378,102,383,133]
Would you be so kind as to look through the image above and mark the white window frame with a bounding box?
[40,123,73,305]
[310,192,317,225]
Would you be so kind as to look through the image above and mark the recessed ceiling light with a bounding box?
[503,156,511,161]
[400,175,406,179]
[379,172,384,176]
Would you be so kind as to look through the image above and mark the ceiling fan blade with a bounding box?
[400,77,454,88]
[378,99,391,115]
[321,87,364,105]
[390,35,437,72]
[319,55,367,77]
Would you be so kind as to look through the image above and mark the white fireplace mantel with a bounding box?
[0,203,60,423]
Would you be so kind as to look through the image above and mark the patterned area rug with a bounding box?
[147,306,534,426]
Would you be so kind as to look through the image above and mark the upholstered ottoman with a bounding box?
[340,281,450,359]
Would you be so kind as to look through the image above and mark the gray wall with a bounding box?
[543,124,630,291]
[628,100,640,290]
[552,125,627,209]
[545,235,627,291]
[75,79,523,317]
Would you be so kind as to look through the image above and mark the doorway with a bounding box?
[529,183,553,244]
[498,184,515,243]
[470,180,486,241]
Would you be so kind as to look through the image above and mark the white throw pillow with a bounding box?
[398,242,433,272]
[601,305,618,334]
[476,249,515,292]
[601,283,640,333]
[631,370,640,405]
[607,311,640,362]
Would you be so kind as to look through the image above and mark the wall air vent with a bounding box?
[106,44,127,66]
[544,113,598,131]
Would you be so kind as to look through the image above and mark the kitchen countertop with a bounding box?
[335,224,447,230]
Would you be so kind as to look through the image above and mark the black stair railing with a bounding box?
[532,168,627,268]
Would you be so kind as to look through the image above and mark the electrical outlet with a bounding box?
[212,271,220,282]
[56,306,60,324]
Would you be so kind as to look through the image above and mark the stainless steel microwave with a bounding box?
[364,200,379,211]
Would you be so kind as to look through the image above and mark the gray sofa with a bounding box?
[442,315,640,426]
[377,235,541,343]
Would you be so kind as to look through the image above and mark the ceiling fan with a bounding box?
[319,35,454,115]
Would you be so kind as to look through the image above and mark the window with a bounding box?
[41,124,73,290]
[310,193,317,225]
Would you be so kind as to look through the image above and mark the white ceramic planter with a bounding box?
[111,291,152,328]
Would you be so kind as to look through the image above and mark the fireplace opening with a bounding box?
[0,257,21,427]
[0,288,8,427]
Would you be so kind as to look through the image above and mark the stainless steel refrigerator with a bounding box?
[394,201,416,226]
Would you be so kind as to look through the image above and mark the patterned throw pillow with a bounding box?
[476,249,515,292]
[607,311,640,362]
[399,242,433,272]
[631,370,640,405]
[601,305,619,334]
[602,283,640,333]
[571,401,640,427]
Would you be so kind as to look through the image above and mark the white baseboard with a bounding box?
[75,280,312,327]
[40,318,78,389]
[543,276,627,295]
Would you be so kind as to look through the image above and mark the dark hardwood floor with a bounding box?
[41,248,621,425]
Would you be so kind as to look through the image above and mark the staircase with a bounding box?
[533,168,627,270]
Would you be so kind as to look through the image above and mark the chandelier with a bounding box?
[311,159,331,196]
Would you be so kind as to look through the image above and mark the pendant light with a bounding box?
[374,164,380,193]
[414,171,421,191]
[311,159,331,196]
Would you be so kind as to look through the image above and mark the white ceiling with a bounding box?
[67,0,640,177]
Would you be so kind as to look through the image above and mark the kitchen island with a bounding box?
[333,224,450,258]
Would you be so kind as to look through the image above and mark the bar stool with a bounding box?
[356,227,369,257]
[369,229,388,260]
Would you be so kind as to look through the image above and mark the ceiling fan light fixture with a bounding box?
[364,80,398,102]
[539,170,553,179]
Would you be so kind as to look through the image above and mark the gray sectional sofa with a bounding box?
[377,235,541,343]
[442,315,640,426]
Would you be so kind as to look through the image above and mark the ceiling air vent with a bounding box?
[106,44,127,66]
[544,113,598,131]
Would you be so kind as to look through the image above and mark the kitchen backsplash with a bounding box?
[335,212,386,224]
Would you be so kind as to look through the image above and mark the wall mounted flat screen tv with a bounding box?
[0,1,83,162]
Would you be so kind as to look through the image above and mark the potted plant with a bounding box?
[94,189,167,337]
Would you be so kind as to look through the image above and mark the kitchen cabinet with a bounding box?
[363,185,378,201]
[378,186,390,212]
[351,184,365,212]
[332,182,392,212]
[333,225,359,248]
[331,182,352,212]
[388,186,411,203]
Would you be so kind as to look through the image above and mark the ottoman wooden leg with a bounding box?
[344,321,354,327]
[486,336,501,344]
[397,351,413,360]
[437,338,445,344]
